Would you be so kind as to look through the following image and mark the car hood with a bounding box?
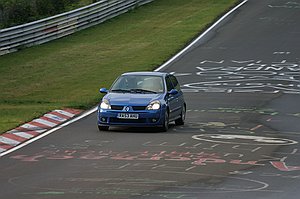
[104,93,163,106]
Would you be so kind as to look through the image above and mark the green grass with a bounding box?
[0,0,238,133]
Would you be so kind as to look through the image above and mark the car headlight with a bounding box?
[100,99,111,109]
[146,100,160,110]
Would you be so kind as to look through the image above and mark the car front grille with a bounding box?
[111,105,123,110]
[110,105,147,111]
[132,106,147,111]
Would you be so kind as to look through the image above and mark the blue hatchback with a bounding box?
[97,72,186,132]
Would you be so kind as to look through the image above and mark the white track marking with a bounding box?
[20,123,39,130]
[12,132,35,139]
[0,136,20,146]
[54,110,74,118]
[44,113,67,122]
[33,119,57,127]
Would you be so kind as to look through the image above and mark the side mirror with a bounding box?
[99,88,108,94]
[168,89,178,95]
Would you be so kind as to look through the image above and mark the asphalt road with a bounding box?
[1,0,300,198]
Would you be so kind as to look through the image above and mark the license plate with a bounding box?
[117,113,139,119]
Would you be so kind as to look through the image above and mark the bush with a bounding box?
[0,0,95,29]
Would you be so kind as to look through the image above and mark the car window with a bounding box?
[111,75,164,93]
[140,77,164,92]
[170,75,181,91]
[165,76,174,92]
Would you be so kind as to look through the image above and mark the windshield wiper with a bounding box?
[130,89,157,94]
[111,89,130,93]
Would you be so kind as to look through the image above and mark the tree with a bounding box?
[0,0,95,29]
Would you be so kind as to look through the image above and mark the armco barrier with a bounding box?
[0,0,154,56]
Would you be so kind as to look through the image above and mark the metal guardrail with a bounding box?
[0,0,154,56]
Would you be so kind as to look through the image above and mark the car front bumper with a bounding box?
[97,107,165,127]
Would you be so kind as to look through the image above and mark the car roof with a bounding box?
[121,71,169,77]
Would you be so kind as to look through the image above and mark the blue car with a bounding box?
[97,72,186,132]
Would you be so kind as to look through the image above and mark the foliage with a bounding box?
[0,0,96,29]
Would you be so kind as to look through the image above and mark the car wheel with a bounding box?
[175,105,186,125]
[98,125,109,131]
[161,112,169,132]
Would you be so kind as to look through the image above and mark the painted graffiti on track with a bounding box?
[192,134,298,146]
[174,59,300,94]
[13,169,270,198]
[9,144,300,198]
[9,138,300,173]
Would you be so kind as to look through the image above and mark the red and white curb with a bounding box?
[0,109,82,154]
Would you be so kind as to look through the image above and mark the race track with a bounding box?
[1,0,300,198]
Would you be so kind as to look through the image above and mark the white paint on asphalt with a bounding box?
[7,129,42,137]
[0,136,20,146]
[33,119,57,127]
[54,110,75,117]
[44,113,67,122]
[192,134,298,146]
[20,123,40,131]
[12,132,35,139]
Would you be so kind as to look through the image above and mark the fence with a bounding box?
[0,0,154,56]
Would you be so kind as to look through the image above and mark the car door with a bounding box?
[169,75,183,117]
[165,75,179,120]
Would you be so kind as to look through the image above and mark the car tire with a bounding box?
[98,125,109,131]
[175,105,186,125]
[160,112,169,132]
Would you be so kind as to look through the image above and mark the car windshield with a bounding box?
[111,75,164,94]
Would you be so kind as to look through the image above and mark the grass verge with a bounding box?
[0,0,239,133]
